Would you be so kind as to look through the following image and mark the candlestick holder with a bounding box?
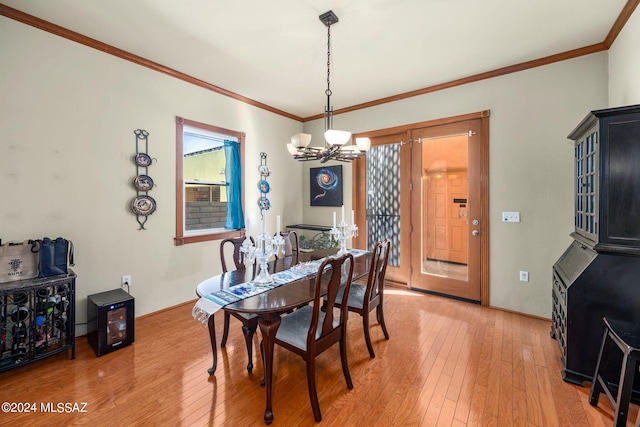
[241,151,284,285]
[330,220,358,256]
[241,229,284,286]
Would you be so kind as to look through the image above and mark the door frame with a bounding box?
[352,110,490,306]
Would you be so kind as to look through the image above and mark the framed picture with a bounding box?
[310,165,343,206]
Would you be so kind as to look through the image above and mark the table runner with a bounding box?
[192,249,367,324]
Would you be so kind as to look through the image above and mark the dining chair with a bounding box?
[274,230,299,258]
[220,235,255,273]
[334,239,391,358]
[273,230,299,272]
[220,235,258,373]
[268,252,355,422]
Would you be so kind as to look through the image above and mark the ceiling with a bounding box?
[1,0,631,119]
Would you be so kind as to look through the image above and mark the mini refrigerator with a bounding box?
[87,288,134,357]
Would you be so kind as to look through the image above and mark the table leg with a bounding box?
[258,316,281,425]
[207,314,217,375]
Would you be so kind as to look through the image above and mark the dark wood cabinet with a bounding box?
[0,270,75,372]
[551,105,640,388]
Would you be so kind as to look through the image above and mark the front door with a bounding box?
[410,118,484,302]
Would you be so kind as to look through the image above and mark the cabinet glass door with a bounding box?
[575,125,598,240]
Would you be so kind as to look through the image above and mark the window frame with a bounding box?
[175,116,245,246]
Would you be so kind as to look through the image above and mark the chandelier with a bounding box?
[287,10,371,163]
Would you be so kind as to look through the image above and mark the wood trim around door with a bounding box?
[480,114,490,306]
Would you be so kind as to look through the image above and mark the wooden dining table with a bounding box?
[195,248,371,425]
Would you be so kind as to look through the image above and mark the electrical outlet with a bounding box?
[122,275,131,287]
[519,271,529,282]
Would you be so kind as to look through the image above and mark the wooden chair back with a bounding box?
[364,239,391,308]
[220,236,254,273]
[275,230,299,258]
[308,253,354,353]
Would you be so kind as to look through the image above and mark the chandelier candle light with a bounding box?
[287,10,371,163]
[330,205,358,256]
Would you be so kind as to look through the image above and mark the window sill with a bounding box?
[175,230,244,246]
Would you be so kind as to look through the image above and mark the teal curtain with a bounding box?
[224,140,244,229]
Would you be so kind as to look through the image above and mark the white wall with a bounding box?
[303,53,609,318]
[608,6,640,106]
[0,17,304,335]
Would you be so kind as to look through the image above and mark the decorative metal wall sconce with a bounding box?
[131,129,156,229]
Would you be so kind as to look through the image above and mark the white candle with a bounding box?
[333,211,336,228]
[352,210,355,225]
[276,215,281,234]
[245,218,250,238]
[341,205,345,223]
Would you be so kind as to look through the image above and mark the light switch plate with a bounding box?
[502,211,520,222]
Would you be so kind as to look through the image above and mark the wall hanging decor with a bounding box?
[131,129,156,229]
[310,165,342,207]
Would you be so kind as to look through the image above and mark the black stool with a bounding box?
[589,317,640,427]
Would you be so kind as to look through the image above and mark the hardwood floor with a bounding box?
[1,287,637,426]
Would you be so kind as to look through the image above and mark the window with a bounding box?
[175,116,245,245]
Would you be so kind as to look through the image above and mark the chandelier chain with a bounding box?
[326,22,332,97]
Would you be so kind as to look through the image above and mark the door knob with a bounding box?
[472,230,479,236]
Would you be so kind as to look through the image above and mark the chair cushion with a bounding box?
[276,306,338,351]
[336,283,366,310]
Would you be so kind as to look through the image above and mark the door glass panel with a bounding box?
[366,143,401,267]
[421,135,469,281]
